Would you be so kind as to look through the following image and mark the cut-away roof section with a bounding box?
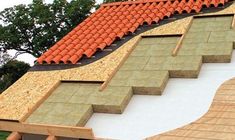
[37,0,228,65]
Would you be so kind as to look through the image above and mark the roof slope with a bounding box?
[37,0,228,65]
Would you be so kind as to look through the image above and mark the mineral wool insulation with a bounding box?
[86,51,235,140]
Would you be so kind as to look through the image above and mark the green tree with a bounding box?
[0,51,11,66]
[0,0,95,58]
[0,60,30,93]
[103,0,127,3]
[0,131,10,140]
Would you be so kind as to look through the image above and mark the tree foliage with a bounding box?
[0,0,96,58]
[103,0,127,3]
[0,131,10,140]
[0,60,30,93]
[0,51,11,66]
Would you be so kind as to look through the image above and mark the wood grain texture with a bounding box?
[6,132,21,140]
[19,81,61,122]
[146,77,235,140]
[46,136,57,140]
[0,121,94,139]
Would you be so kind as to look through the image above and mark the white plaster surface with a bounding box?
[86,52,235,140]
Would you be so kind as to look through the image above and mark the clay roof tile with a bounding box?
[60,55,70,64]
[44,55,54,64]
[52,55,63,64]
[68,54,82,64]
[81,44,90,51]
[97,43,107,50]
[59,49,69,56]
[37,0,228,65]
[74,44,82,50]
[84,48,95,58]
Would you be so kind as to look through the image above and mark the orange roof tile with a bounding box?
[37,0,229,64]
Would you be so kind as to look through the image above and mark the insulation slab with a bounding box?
[86,51,235,140]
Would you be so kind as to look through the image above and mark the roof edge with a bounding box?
[101,0,171,7]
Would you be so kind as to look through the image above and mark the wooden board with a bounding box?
[0,121,94,139]
[19,81,61,122]
[231,14,235,28]
[172,17,193,56]
[6,132,21,140]
[146,77,235,140]
[46,136,57,140]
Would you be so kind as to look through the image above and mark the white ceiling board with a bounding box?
[86,52,235,140]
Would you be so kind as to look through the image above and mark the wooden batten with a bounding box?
[0,121,95,139]
[6,132,21,140]
[172,17,193,56]
[232,14,235,28]
[46,135,57,140]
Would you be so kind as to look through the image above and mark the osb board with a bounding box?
[146,77,235,140]
[1,3,235,121]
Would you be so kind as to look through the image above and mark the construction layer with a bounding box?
[26,15,235,129]
[0,0,235,126]
[147,77,235,140]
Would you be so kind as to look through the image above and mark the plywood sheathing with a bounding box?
[1,3,235,121]
[147,77,235,140]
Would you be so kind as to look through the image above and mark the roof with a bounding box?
[37,0,227,64]
[1,0,235,139]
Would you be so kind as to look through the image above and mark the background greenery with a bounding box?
[0,132,10,140]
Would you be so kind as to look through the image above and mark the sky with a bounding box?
[0,0,103,65]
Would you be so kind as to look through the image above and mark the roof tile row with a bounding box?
[37,0,228,64]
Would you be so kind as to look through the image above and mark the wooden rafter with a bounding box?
[6,132,21,140]
[46,135,57,140]
[0,121,95,139]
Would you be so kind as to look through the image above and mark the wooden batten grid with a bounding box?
[0,121,95,139]
[172,17,193,56]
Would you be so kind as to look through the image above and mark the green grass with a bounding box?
[0,131,10,140]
